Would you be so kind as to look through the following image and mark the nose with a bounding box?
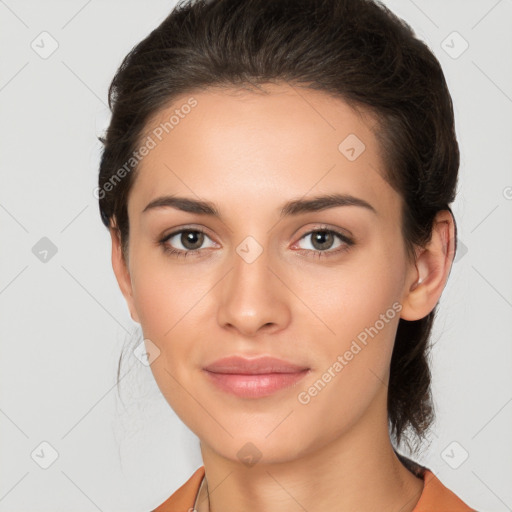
[216,243,291,338]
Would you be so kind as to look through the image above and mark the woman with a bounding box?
[97,0,476,510]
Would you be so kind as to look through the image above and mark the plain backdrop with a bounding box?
[0,1,511,511]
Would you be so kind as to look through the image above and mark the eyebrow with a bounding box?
[142,193,377,218]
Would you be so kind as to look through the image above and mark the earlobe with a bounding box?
[109,226,140,324]
[399,211,456,322]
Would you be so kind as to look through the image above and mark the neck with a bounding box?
[196,387,424,512]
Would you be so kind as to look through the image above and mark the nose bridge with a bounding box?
[217,233,289,334]
[230,234,276,306]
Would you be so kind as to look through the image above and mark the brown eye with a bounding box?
[310,230,336,251]
[295,228,354,258]
[179,230,205,250]
[160,228,216,257]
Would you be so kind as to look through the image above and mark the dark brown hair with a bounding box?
[98,0,459,455]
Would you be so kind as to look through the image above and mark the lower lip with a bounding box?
[203,370,310,398]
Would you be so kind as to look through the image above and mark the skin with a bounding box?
[110,82,456,512]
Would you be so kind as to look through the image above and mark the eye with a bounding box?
[159,228,217,258]
[294,227,354,258]
[159,226,354,259]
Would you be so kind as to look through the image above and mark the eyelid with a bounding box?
[296,223,353,240]
[160,224,216,241]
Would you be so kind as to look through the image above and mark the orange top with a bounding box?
[152,463,476,512]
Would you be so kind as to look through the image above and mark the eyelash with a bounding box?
[158,226,355,260]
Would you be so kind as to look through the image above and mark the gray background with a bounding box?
[0,0,511,510]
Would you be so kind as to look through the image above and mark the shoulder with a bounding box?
[396,452,476,511]
[412,468,477,511]
[151,466,205,512]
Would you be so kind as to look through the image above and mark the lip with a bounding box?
[203,355,309,374]
[203,356,310,399]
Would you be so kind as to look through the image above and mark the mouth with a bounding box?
[202,355,311,399]
[203,369,311,398]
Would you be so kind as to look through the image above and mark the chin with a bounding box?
[202,431,313,467]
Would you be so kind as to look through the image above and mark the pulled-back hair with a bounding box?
[98,0,459,454]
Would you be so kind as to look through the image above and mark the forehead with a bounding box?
[129,82,400,223]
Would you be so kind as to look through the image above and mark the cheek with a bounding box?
[128,253,205,374]
[291,265,401,443]
[130,265,202,420]
[305,247,404,383]
[132,278,172,339]
[129,247,191,338]
[300,251,402,343]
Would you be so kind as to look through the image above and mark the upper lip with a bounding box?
[203,356,310,375]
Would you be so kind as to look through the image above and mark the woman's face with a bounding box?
[113,83,419,464]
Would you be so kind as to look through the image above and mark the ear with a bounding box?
[110,225,140,324]
[400,210,456,321]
